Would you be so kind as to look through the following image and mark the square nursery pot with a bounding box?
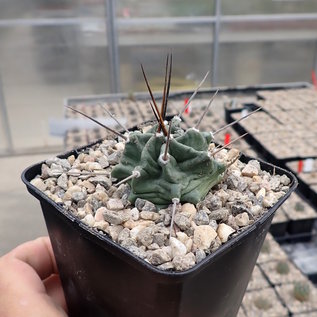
[22,143,297,317]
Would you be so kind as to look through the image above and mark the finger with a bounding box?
[8,236,58,280]
[44,274,68,313]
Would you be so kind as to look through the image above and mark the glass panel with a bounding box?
[118,24,213,92]
[217,20,316,86]
[222,0,317,15]
[0,4,111,153]
[116,0,215,17]
[217,40,315,86]
[0,0,106,19]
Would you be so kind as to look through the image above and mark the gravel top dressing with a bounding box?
[30,124,291,271]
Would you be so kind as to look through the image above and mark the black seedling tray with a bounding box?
[65,82,311,108]
[270,221,289,238]
[22,136,297,317]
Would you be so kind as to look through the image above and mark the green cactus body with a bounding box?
[254,296,272,311]
[111,119,226,209]
[275,261,290,275]
[295,202,305,212]
[293,281,310,302]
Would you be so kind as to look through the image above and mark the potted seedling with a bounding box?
[276,280,317,315]
[260,259,306,286]
[287,195,317,238]
[242,288,288,317]
[22,55,297,317]
[257,233,288,264]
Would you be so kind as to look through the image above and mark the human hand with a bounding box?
[0,237,67,317]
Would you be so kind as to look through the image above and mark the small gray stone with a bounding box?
[118,227,131,244]
[153,233,166,247]
[120,237,137,249]
[242,163,259,177]
[209,208,229,221]
[163,214,171,226]
[106,198,124,210]
[108,151,122,165]
[204,194,222,210]
[209,219,218,231]
[103,209,131,225]
[41,164,50,179]
[113,183,130,199]
[72,191,87,202]
[226,215,239,231]
[97,156,109,168]
[229,201,251,216]
[195,249,206,263]
[135,198,157,212]
[90,176,112,189]
[157,262,174,271]
[280,174,290,186]
[57,173,68,190]
[174,213,191,230]
[194,210,210,225]
[269,176,281,191]
[135,198,146,210]
[148,249,172,265]
[108,225,124,242]
[137,226,155,247]
[126,245,147,259]
[172,253,196,271]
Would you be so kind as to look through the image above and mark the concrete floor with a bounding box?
[0,153,54,255]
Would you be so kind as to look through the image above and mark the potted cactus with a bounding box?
[242,288,289,317]
[260,259,306,286]
[22,56,297,317]
[276,280,317,315]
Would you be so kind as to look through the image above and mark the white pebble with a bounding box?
[170,237,187,258]
[83,214,95,227]
[106,198,124,210]
[217,223,235,243]
[30,178,47,191]
[193,225,217,250]
[235,212,249,227]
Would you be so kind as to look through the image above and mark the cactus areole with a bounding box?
[111,118,226,209]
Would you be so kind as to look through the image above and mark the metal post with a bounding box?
[0,73,13,154]
[105,0,120,93]
[212,0,221,87]
[313,41,317,79]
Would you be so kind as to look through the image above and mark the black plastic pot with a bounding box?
[22,146,297,317]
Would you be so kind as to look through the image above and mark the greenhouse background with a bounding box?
[1,0,317,155]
